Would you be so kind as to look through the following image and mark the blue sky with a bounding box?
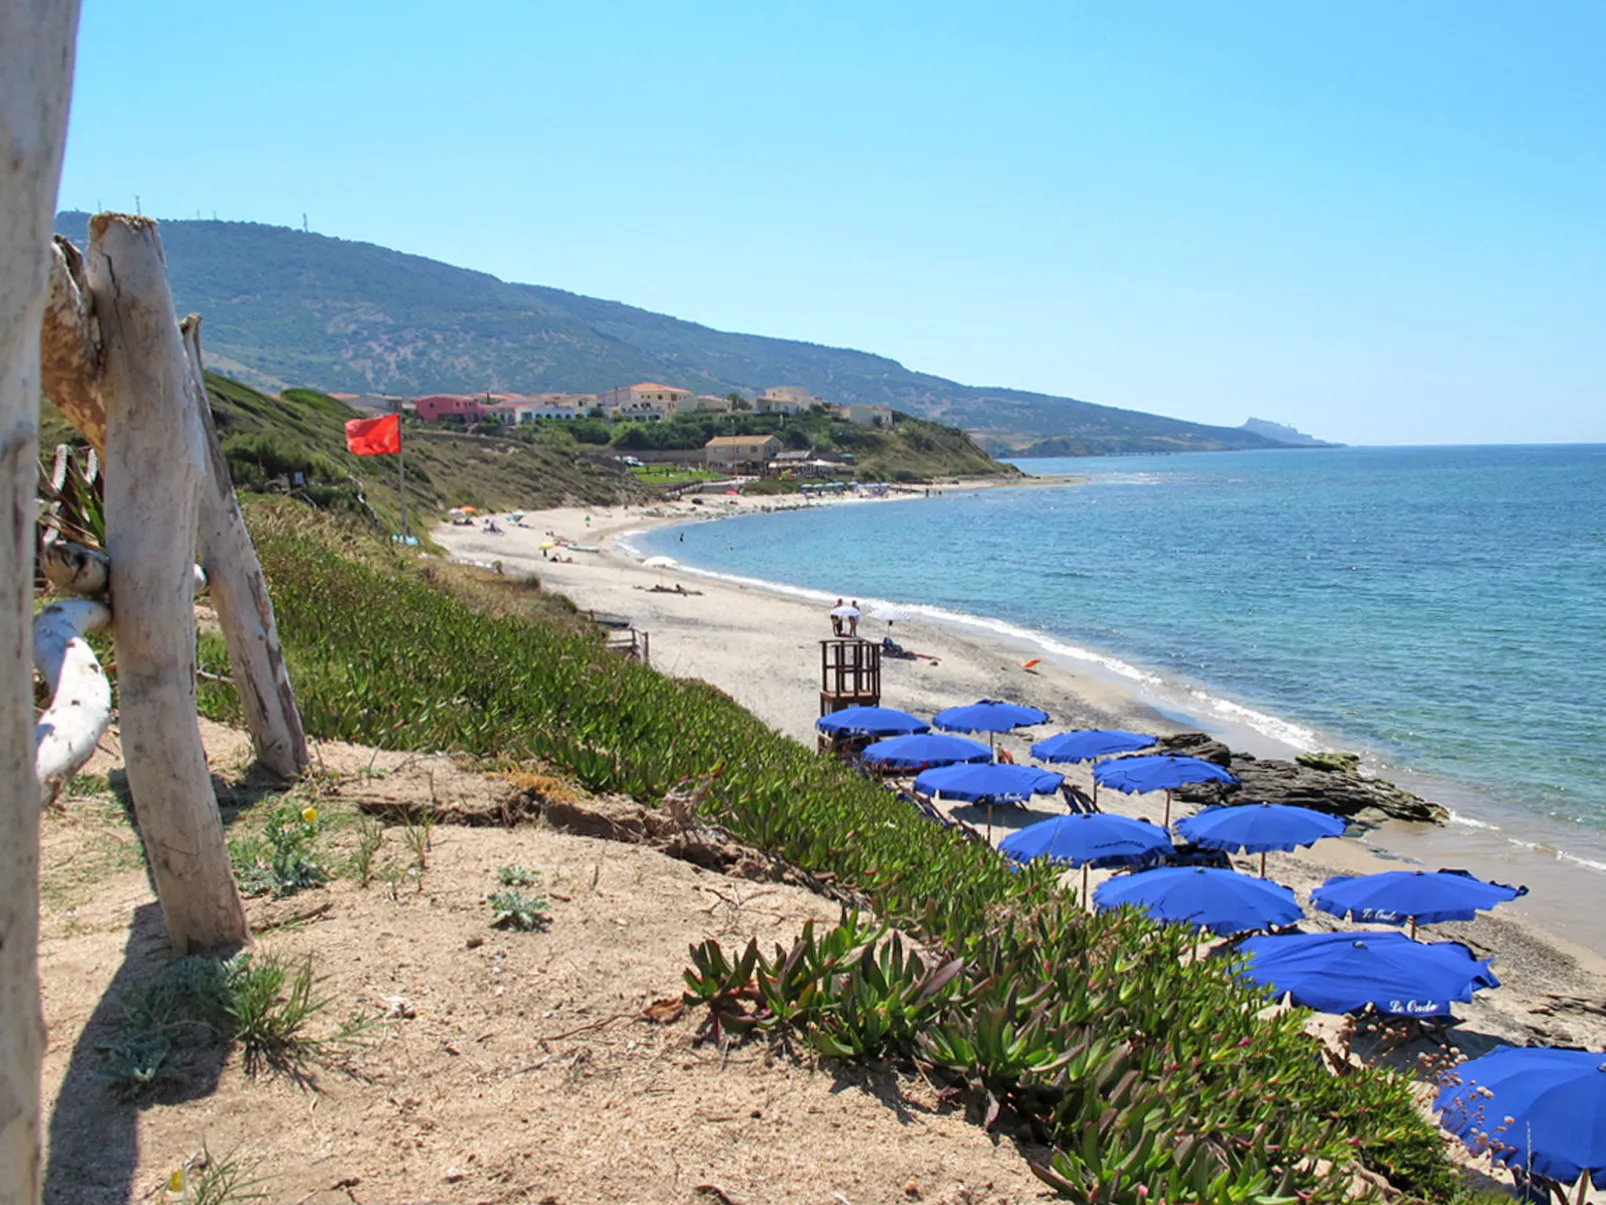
[58,1,1604,445]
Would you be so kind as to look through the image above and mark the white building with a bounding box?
[841,403,894,428]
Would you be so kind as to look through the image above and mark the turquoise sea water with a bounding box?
[637,445,1606,859]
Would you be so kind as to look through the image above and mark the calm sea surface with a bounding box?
[638,445,1606,871]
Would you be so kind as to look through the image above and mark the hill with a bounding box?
[1241,418,1341,447]
[40,374,1010,536]
[55,211,1287,456]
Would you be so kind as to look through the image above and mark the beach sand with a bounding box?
[436,497,1606,1080]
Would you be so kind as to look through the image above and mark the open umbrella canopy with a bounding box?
[861,733,992,771]
[914,761,1063,804]
[816,706,930,739]
[1238,930,1499,1017]
[642,555,677,569]
[1176,803,1347,854]
[1436,1046,1606,1188]
[933,700,1050,735]
[1093,866,1304,935]
[1031,729,1157,764]
[1312,869,1526,927]
[1000,812,1173,868]
[1095,754,1238,794]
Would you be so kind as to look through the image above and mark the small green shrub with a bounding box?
[224,952,369,1078]
[230,804,327,898]
[497,864,539,887]
[167,1145,270,1205]
[488,889,549,931]
[347,816,385,888]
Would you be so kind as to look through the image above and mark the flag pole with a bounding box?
[397,417,407,542]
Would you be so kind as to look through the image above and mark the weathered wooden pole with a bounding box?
[181,317,308,778]
[1,4,81,1200]
[87,213,250,956]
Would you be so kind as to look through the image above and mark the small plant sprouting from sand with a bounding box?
[401,811,433,873]
[162,1144,269,1205]
[496,863,538,887]
[97,952,371,1093]
[348,816,385,888]
[229,803,328,899]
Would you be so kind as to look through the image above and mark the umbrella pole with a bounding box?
[1576,1170,1591,1205]
[986,803,993,843]
[1409,917,1418,941]
[1164,789,1172,828]
[1082,863,1090,910]
[1259,851,1267,879]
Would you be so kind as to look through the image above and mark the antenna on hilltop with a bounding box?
[134,195,141,215]
[302,212,309,233]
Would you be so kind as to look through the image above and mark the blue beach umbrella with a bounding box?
[816,706,930,739]
[1094,754,1239,826]
[1000,812,1174,903]
[916,760,1064,841]
[861,732,992,772]
[1030,729,1158,764]
[1093,866,1304,936]
[932,700,1050,751]
[1238,930,1499,1017]
[1435,1045,1606,1194]
[1175,803,1348,877]
[1312,869,1527,939]
[914,761,1064,803]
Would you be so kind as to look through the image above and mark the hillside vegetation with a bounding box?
[55,211,1288,456]
[191,503,1469,1203]
[41,374,1010,537]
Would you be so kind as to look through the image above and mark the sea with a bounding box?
[633,445,1606,951]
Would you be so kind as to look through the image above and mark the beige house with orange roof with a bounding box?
[595,382,694,421]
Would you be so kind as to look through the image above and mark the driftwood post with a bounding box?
[41,242,308,780]
[1,3,81,1201]
[87,213,249,955]
[181,317,308,777]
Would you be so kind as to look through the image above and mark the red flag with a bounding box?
[344,413,401,456]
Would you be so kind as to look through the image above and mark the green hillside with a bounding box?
[55,212,1286,456]
[40,374,1010,538]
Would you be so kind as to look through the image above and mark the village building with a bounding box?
[841,403,894,428]
[596,382,694,421]
[415,395,486,423]
[693,394,735,413]
[705,433,783,470]
[757,385,824,416]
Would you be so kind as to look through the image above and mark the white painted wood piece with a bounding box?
[32,598,112,794]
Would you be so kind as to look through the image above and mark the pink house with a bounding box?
[415,395,486,423]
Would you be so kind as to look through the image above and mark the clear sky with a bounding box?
[58,1,1604,445]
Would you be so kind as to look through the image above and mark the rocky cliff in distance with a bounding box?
[1240,418,1342,448]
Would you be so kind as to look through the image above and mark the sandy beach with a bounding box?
[434,495,1606,1073]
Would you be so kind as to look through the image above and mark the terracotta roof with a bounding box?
[705,435,780,448]
[630,383,688,393]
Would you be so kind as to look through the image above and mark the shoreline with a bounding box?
[434,495,1606,1055]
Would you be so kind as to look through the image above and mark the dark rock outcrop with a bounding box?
[1157,733,1447,824]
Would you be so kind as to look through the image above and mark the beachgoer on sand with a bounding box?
[848,601,861,638]
[830,598,845,637]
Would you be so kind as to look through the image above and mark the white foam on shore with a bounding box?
[626,525,1324,757]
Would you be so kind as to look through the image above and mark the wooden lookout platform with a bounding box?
[819,638,881,716]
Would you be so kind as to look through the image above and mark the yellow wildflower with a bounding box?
[168,1168,185,1192]
[301,806,318,826]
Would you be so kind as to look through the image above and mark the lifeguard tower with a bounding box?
[819,638,881,717]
